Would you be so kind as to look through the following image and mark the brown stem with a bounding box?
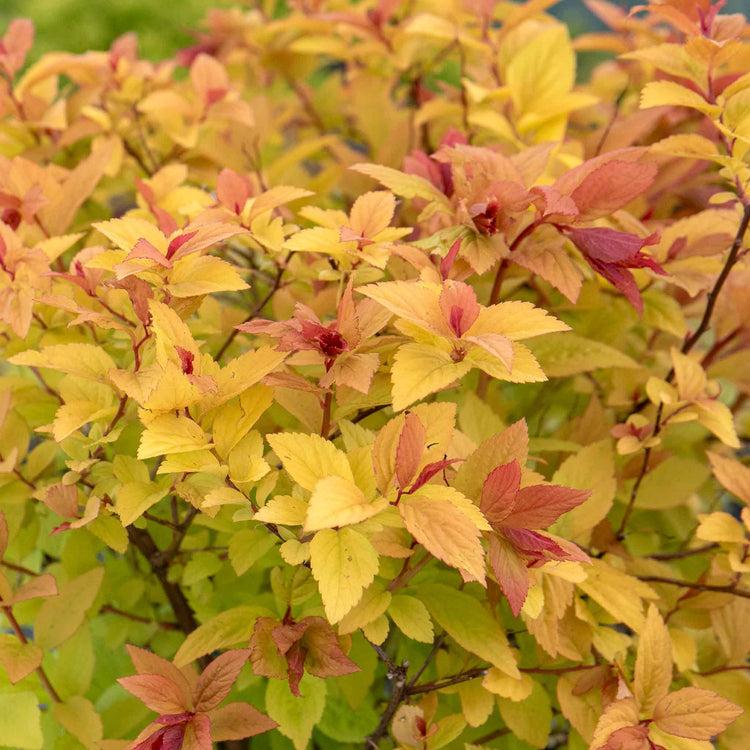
[680,203,750,357]
[214,254,289,362]
[1,605,61,702]
[471,728,510,745]
[647,543,719,561]
[408,665,487,695]
[616,402,664,540]
[122,138,155,177]
[365,659,409,749]
[30,367,63,403]
[635,575,750,599]
[321,391,333,439]
[407,632,445,689]
[0,560,39,577]
[100,604,179,631]
[699,664,750,676]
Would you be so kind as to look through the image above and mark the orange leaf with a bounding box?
[653,687,743,740]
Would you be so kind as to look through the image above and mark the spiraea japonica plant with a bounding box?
[0,0,749,747]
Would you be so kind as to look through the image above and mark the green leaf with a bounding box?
[498,679,552,748]
[525,333,640,377]
[633,456,711,510]
[550,440,616,542]
[266,673,327,750]
[417,584,519,677]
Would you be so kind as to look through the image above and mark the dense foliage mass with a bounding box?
[0,1,749,748]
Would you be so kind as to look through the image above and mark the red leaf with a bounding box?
[488,533,530,616]
[209,702,279,741]
[500,485,591,529]
[439,281,480,337]
[133,724,186,750]
[117,674,189,714]
[396,412,426,489]
[409,458,462,494]
[300,617,360,680]
[568,227,664,314]
[193,649,250,713]
[166,230,199,261]
[128,238,172,268]
[570,161,657,220]
[480,461,522,528]
[440,238,461,280]
[217,168,254,215]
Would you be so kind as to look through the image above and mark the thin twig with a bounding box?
[1,605,61,702]
[214,253,290,362]
[407,632,445,689]
[636,575,750,600]
[408,665,487,695]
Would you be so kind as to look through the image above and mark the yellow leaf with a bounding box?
[94,216,166,253]
[116,481,169,526]
[34,568,104,650]
[391,343,471,411]
[350,163,452,212]
[167,255,248,297]
[634,605,674,715]
[42,139,113,235]
[388,595,434,643]
[337,582,392,635]
[707,451,750,505]
[577,559,658,632]
[0,635,43,684]
[418,584,519,676]
[653,687,743,740]
[693,400,740,449]
[469,301,570,340]
[267,432,353,492]
[52,401,115,442]
[173,606,272,667]
[52,697,103,747]
[137,414,210,459]
[651,134,720,160]
[149,300,199,368]
[506,24,574,112]
[348,191,395,238]
[200,347,285,414]
[482,668,533,700]
[591,698,640,749]
[254,495,308,526]
[551,440,616,542]
[695,512,746,544]
[10,344,117,384]
[640,81,721,117]
[304,476,387,532]
[212,385,274,459]
[399,492,486,584]
[649,725,713,750]
[309,527,379,623]
[556,673,601,742]
[0,692,43,750]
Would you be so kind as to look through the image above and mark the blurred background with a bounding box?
[0,0,745,63]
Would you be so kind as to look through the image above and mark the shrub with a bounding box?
[0,2,748,748]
